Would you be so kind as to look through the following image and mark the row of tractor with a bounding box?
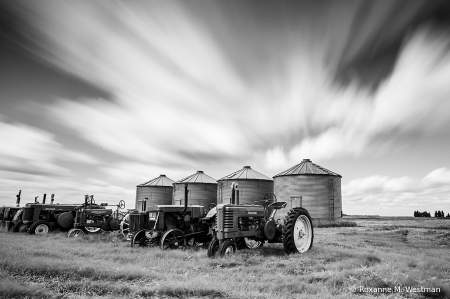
[0,191,127,237]
[127,184,314,257]
[1,185,314,257]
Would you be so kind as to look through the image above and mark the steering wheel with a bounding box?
[118,200,126,209]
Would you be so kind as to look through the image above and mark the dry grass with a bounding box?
[0,217,449,299]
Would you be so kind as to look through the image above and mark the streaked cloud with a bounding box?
[343,168,450,216]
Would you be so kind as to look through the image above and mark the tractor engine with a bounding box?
[216,204,269,241]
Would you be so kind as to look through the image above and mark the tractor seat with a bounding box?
[268,202,287,210]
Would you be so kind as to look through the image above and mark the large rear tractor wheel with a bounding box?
[67,228,85,238]
[29,221,52,235]
[219,239,237,257]
[207,237,220,258]
[12,221,28,233]
[160,229,186,250]
[282,207,313,254]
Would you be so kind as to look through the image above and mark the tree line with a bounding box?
[414,210,450,217]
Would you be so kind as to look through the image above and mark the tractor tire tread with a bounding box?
[282,207,314,254]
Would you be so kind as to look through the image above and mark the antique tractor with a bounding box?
[67,195,126,237]
[13,194,81,234]
[130,184,214,249]
[0,191,23,232]
[206,186,314,257]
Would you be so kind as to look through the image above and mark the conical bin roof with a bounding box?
[219,166,273,181]
[274,159,341,177]
[137,174,175,187]
[176,171,217,184]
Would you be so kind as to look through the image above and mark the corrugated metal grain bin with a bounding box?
[135,174,175,212]
[273,159,342,225]
[217,166,274,204]
[173,171,217,207]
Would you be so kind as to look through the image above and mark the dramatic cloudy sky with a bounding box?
[1,0,450,216]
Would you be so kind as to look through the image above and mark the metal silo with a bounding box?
[217,166,273,205]
[173,171,217,207]
[273,159,342,225]
[135,174,174,212]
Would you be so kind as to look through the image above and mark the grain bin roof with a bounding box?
[176,171,217,184]
[219,166,273,181]
[137,174,175,187]
[274,159,342,178]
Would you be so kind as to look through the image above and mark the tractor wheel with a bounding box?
[131,229,159,248]
[282,207,314,254]
[29,221,52,235]
[236,237,263,250]
[160,229,186,250]
[219,239,237,257]
[120,214,130,238]
[83,220,101,234]
[12,221,28,233]
[207,237,220,258]
[67,228,85,238]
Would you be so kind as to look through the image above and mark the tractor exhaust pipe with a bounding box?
[236,190,239,205]
[51,194,54,204]
[16,190,21,206]
[84,195,89,206]
[42,194,46,204]
[35,196,38,203]
[231,182,238,204]
[182,184,188,213]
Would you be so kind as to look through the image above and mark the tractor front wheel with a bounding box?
[282,207,314,254]
[29,221,52,235]
[67,228,85,238]
[236,237,263,250]
[12,221,28,233]
[131,229,159,248]
[219,239,237,257]
[207,237,220,258]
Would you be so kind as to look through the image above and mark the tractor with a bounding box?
[129,184,214,250]
[206,185,314,257]
[0,191,23,232]
[13,194,81,234]
[67,195,126,237]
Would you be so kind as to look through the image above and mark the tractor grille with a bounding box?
[22,207,34,222]
[223,210,234,229]
[129,213,147,233]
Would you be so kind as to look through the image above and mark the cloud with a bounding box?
[343,168,450,215]
[5,2,450,174]
[0,118,99,177]
[264,25,450,169]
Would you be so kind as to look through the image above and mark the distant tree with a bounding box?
[435,211,438,217]
[447,213,450,218]
[442,211,445,217]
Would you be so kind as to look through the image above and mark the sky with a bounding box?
[1,0,450,216]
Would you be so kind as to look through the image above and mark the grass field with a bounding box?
[1,217,449,299]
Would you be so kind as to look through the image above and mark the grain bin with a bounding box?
[173,171,217,207]
[273,159,342,225]
[217,166,273,204]
[135,175,174,212]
